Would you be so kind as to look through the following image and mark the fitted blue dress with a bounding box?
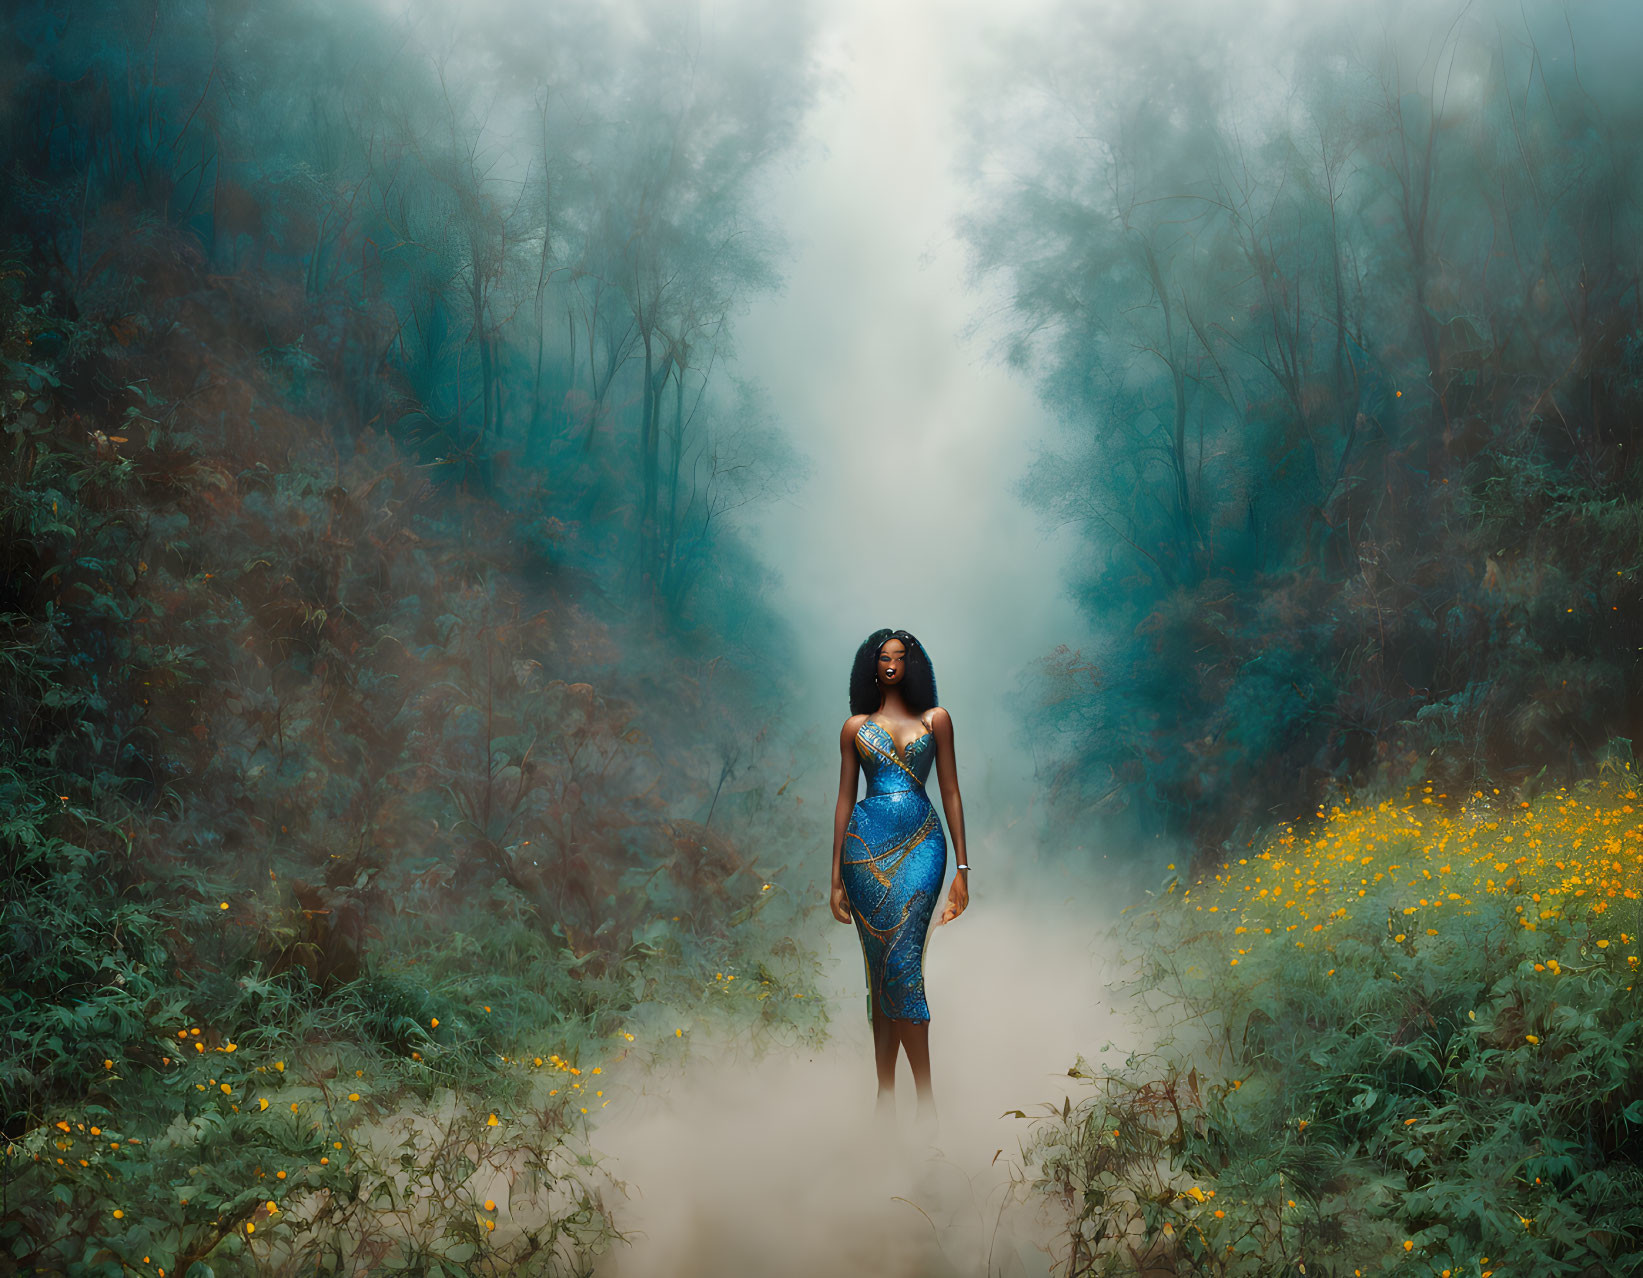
[841,717,948,1023]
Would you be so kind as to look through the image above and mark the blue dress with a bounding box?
[841,717,948,1023]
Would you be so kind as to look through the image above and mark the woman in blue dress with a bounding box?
[831,628,970,1129]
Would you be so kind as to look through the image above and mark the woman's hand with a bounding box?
[830,879,852,924]
[938,871,968,925]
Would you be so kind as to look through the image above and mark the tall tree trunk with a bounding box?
[664,356,685,585]
[1394,91,1444,428]
[639,329,657,575]
[469,249,494,440]
[493,334,506,439]
[1138,237,1201,581]
[531,96,554,442]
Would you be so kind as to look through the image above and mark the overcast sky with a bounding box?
[734,0,1088,819]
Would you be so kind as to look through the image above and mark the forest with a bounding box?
[3,0,1642,1274]
[962,0,1643,1274]
[1,0,827,1271]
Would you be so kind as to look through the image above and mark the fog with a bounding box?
[588,893,1131,1278]
[582,3,1134,1272]
[736,0,1085,791]
[11,0,1639,1267]
[567,0,1643,1268]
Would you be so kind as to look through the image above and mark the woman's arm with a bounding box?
[929,706,970,923]
[831,716,864,923]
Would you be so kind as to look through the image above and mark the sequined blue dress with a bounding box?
[841,717,948,1023]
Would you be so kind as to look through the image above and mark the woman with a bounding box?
[831,628,969,1130]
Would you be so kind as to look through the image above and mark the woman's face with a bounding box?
[877,638,907,687]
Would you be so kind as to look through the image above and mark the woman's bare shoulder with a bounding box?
[842,712,870,744]
[926,705,952,730]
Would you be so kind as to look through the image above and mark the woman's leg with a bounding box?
[898,1020,936,1123]
[871,992,898,1113]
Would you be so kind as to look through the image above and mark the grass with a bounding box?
[5,902,829,1274]
[1020,773,1643,1278]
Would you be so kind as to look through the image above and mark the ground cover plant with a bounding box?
[966,6,1643,1267]
[1018,776,1643,1277]
[0,0,830,1267]
[0,247,827,1276]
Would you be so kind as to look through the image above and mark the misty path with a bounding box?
[587,887,1123,1277]
[555,4,1129,1264]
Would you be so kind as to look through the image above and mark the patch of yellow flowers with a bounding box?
[1166,778,1642,970]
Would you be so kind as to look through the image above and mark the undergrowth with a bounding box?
[1020,777,1643,1278]
[0,219,825,1273]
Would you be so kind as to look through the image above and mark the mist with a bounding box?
[6,0,1642,1273]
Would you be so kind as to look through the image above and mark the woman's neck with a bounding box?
[876,690,912,717]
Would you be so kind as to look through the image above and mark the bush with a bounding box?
[1022,778,1643,1277]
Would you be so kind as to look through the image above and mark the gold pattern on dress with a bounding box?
[853,889,912,946]
[866,717,931,768]
[844,715,941,1023]
[847,807,938,886]
[857,720,929,782]
[852,888,930,1019]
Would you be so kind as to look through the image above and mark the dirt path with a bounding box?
[587,883,1126,1277]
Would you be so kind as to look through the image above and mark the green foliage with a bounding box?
[975,3,1643,861]
[1020,791,1643,1277]
[8,1029,620,1275]
[0,27,828,1256]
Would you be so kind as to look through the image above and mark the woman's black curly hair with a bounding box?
[849,628,939,716]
